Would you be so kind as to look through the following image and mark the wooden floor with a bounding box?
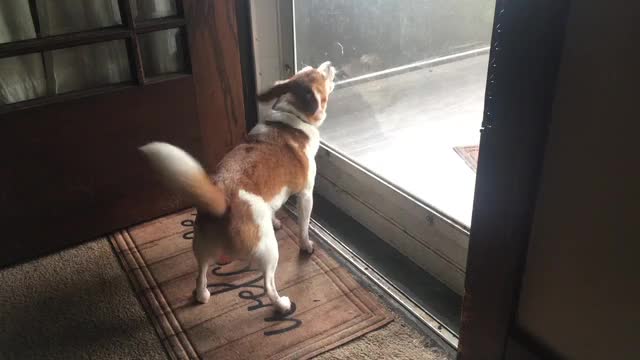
[321,54,489,226]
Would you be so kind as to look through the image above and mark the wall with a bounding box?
[516,1,639,359]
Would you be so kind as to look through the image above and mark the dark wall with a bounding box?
[516,1,640,358]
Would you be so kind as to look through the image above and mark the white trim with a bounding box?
[315,146,468,294]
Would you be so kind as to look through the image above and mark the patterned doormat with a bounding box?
[453,145,480,172]
[110,209,392,360]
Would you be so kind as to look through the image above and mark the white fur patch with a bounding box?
[238,189,273,231]
[139,142,204,177]
[238,188,276,257]
[269,186,290,211]
[266,105,321,192]
[239,189,291,312]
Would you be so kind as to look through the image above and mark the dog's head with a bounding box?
[257,61,337,127]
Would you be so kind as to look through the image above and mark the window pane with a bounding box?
[132,0,177,21]
[35,0,122,36]
[295,0,495,226]
[139,28,186,78]
[295,0,493,81]
[0,53,47,104]
[0,1,37,44]
[49,40,131,94]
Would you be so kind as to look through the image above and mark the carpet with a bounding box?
[453,145,480,172]
[110,209,393,360]
[0,239,167,360]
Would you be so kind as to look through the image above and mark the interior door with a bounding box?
[0,0,246,267]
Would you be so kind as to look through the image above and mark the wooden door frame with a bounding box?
[457,0,571,359]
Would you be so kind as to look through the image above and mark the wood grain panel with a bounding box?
[184,0,246,171]
[0,79,201,267]
[0,0,249,267]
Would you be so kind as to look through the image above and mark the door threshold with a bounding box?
[284,197,460,351]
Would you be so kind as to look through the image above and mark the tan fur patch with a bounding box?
[288,70,331,125]
[257,69,331,125]
[215,126,310,201]
[194,124,311,259]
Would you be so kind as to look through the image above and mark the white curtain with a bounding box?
[0,0,179,105]
[0,2,47,104]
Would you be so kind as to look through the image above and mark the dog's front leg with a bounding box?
[297,190,314,253]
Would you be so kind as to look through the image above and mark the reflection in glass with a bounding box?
[132,0,177,21]
[139,28,186,78]
[0,54,47,104]
[294,0,495,225]
[295,0,494,81]
[50,40,131,94]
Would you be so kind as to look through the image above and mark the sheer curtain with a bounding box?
[0,0,179,105]
[0,2,47,104]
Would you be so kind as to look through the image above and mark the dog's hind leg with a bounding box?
[239,189,291,313]
[192,232,212,304]
[254,224,291,313]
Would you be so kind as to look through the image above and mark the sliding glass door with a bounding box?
[251,0,495,343]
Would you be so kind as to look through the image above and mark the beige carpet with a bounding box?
[0,237,452,360]
[0,239,167,360]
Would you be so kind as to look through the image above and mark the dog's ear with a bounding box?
[257,79,319,116]
[257,80,293,102]
[317,61,336,81]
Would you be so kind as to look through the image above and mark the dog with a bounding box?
[140,61,336,313]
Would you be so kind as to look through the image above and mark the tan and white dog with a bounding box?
[140,61,336,314]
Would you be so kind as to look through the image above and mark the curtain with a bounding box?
[0,1,47,104]
[0,0,179,105]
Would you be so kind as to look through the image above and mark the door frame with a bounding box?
[249,0,573,358]
[457,0,571,358]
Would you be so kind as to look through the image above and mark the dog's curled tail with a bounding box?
[139,142,227,217]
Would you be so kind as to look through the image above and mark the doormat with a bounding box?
[110,209,392,360]
[453,145,480,172]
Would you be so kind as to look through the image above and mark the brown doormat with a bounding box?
[110,209,392,360]
[453,145,480,172]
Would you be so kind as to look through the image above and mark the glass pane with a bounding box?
[35,0,122,36]
[49,40,131,94]
[139,28,186,78]
[132,0,177,21]
[295,0,494,82]
[294,0,495,226]
[0,53,47,104]
[0,1,38,44]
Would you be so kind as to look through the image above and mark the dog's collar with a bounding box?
[261,108,320,141]
[272,99,311,124]
[264,120,293,129]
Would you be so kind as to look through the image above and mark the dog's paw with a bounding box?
[196,288,210,304]
[275,296,292,313]
[300,239,314,254]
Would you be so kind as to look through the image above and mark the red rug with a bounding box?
[453,145,480,172]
